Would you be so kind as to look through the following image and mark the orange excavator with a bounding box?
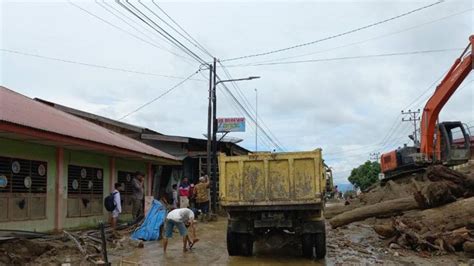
[381,35,473,179]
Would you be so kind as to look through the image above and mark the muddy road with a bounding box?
[112,218,469,265]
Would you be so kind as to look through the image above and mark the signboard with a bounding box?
[217,117,245,132]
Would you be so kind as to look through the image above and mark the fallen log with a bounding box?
[329,197,419,228]
[325,203,359,219]
[402,197,474,232]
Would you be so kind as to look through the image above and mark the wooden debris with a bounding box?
[330,197,419,228]
[63,230,86,255]
[371,198,474,253]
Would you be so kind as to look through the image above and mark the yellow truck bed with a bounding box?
[219,149,326,207]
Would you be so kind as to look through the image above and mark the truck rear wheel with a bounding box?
[314,232,326,259]
[301,234,314,258]
[227,227,239,256]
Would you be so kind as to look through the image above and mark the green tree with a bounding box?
[347,161,381,191]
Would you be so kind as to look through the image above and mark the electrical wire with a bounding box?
[0,48,205,81]
[227,8,473,67]
[219,81,281,151]
[224,48,462,67]
[94,0,193,63]
[220,1,444,62]
[68,0,192,62]
[118,0,207,65]
[151,0,214,58]
[218,86,274,150]
[138,0,213,59]
[119,69,201,120]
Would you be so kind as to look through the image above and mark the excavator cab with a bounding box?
[437,121,471,166]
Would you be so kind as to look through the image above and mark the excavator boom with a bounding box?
[420,36,474,159]
[381,35,473,177]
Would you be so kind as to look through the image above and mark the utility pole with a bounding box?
[206,64,213,176]
[255,88,258,152]
[401,109,421,146]
[211,58,218,213]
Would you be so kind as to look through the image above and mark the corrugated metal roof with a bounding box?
[0,87,178,162]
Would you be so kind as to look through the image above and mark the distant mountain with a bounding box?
[335,183,354,192]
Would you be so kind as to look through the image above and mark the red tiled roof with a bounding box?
[0,87,178,162]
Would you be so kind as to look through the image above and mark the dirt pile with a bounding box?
[0,238,83,265]
[329,165,474,256]
[0,224,144,265]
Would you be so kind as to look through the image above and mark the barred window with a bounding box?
[117,171,134,214]
[0,156,47,221]
[67,165,103,217]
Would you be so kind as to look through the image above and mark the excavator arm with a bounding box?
[420,35,473,159]
[381,35,473,177]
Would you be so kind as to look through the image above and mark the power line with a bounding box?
[225,48,462,67]
[68,0,192,62]
[119,69,201,120]
[118,0,207,65]
[219,81,282,151]
[0,48,206,81]
[94,0,191,62]
[218,86,274,150]
[220,1,444,62]
[138,0,213,59]
[227,8,473,67]
[151,0,214,58]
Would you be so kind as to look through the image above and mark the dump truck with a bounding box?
[219,149,327,259]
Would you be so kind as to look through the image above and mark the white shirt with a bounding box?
[113,189,122,213]
[167,208,194,223]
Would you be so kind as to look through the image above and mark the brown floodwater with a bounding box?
[110,216,467,266]
[111,218,325,265]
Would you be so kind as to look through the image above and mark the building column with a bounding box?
[54,147,64,232]
[147,162,152,196]
[109,157,116,192]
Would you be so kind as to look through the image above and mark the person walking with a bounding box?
[163,208,198,253]
[178,177,190,208]
[110,182,122,230]
[194,175,210,221]
[131,171,145,221]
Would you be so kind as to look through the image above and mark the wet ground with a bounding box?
[111,218,472,266]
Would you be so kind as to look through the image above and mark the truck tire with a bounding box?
[238,233,254,256]
[301,234,314,258]
[227,227,239,256]
[314,232,326,259]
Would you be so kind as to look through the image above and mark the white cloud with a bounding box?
[1,0,472,185]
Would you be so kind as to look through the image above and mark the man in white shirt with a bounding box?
[111,182,122,230]
[163,208,198,253]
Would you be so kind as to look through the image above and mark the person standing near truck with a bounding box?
[194,175,210,221]
[163,208,198,253]
[131,171,145,220]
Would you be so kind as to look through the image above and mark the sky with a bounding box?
[1,0,473,185]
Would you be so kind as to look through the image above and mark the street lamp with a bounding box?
[215,76,261,86]
[209,73,260,214]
